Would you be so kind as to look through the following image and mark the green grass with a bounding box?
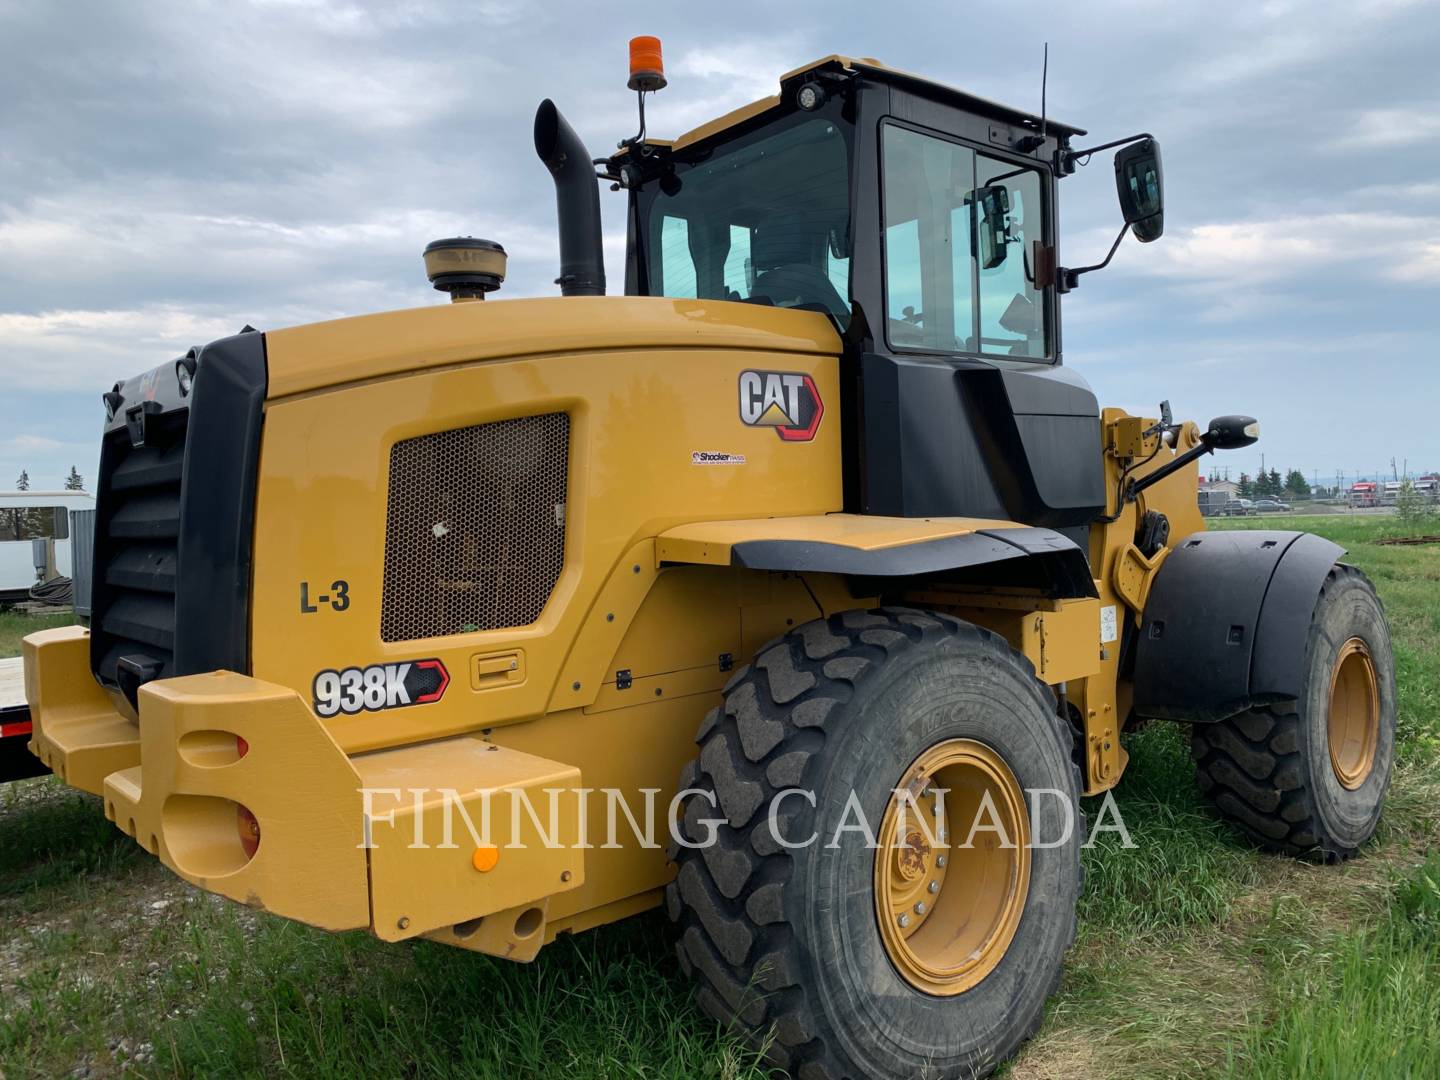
[0,608,74,659]
[1219,854,1440,1079]
[2,515,1438,1078]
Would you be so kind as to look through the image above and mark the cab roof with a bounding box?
[649,54,1086,154]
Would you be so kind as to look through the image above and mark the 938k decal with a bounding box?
[313,659,449,717]
[738,370,824,441]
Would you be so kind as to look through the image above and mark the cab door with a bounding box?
[847,100,1104,528]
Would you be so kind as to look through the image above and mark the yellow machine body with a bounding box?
[24,294,1204,958]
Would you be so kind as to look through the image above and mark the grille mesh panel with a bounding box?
[381,412,569,642]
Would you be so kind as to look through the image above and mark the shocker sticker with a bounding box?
[312,659,449,717]
[738,370,824,441]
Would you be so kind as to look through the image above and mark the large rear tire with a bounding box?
[1192,563,1395,861]
[666,608,1082,1079]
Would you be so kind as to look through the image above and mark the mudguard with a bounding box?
[1132,530,1344,723]
[655,515,1097,598]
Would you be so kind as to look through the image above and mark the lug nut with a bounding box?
[914,902,927,915]
[897,913,911,929]
[928,880,940,894]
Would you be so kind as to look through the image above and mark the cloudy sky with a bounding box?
[3,0,1437,493]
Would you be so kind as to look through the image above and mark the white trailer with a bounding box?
[0,490,93,602]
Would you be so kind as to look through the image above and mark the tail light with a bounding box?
[237,804,261,859]
[234,737,259,857]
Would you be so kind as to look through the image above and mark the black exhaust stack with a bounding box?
[534,99,606,297]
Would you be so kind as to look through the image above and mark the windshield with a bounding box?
[640,116,852,325]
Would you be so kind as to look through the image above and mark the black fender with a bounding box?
[1132,530,1344,723]
[730,526,1097,598]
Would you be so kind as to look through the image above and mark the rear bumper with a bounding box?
[23,625,584,957]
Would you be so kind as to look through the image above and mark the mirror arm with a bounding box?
[1123,432,1226,504]
[1059,131,1154,171]
[1125,439,1213,502]
[1056,222,1130,293]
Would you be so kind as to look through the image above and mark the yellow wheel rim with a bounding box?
[1328,637,1379,790]
[874,738,1031,996]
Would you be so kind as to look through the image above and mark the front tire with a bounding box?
[666,608,1082,1079]
[1192,563,1395,860]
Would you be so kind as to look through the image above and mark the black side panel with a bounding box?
[1133,530,1344,723]
[858,353,1104,526]
[728,527,1098,598]
[174,332,267,676]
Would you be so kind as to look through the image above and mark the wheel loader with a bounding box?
[23,41,1395,1079]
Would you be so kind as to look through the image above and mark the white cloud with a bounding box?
[1115,212,1440,289]
[1327,107,1440,150]
[1,434,64,453]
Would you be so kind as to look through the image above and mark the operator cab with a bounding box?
[621,57,1079,362]
[567,54,1164,527]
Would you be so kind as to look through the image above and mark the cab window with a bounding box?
[882,123,1051,359]
[644,116,852,325]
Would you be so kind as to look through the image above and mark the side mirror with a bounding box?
[1203,415,1259,451]
[1114,138,1164,243]
[973,185,1010,269]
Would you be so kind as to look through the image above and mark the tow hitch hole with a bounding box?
[514,907,544,938]
[453,916,483,939]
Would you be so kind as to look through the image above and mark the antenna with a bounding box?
[1039,42,1048,143]
[1013,43,1050,154]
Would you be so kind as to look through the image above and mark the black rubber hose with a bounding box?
[28,576,73,606]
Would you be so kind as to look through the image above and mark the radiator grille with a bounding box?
[381,412,569,642]
[91,413,188,686]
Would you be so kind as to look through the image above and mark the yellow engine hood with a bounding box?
[264,296,841,399]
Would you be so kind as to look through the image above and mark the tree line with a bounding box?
[1208,467,1311,500]
[14,467,85,491]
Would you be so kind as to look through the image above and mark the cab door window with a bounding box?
[882,125,975,351]
[882,122,1052,359]
[976,154,1048,359]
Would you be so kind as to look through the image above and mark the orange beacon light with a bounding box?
[628,36,666,92]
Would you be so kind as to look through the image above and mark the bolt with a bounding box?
[928,880,940,894]
[606,612,615,622]
[561,870,573,883]
[572,681,581,691]
[897,913,911,929]
[936,855,948,868]
[632,564,641,574]
[397,916,410,930]
[914,901,927,915]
